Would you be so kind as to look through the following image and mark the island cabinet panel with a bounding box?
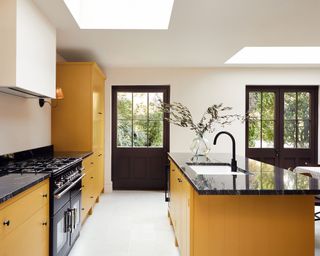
[193,194,314,256]
[169,161,193,256]
[0,179,49,256]
[52,62,106,223]
[169,160,315,256]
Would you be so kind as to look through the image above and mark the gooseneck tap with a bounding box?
[213,131,237,172]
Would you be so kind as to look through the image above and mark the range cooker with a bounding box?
[0,156,85,256]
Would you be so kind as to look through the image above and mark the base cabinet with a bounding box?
[81,154,103,223]
[0,180,49,256]
[169,160,315,256]
[169,161,192,256]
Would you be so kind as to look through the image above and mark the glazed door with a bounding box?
[112,86,170,190]
[246,86,318,169]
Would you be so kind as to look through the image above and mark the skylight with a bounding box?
[64,0,175,30]
[225,47,320,64]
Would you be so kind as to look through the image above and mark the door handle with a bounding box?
[274,149,279,157]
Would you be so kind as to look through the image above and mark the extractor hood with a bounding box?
[0,0,56,99]
[0,87,50,98]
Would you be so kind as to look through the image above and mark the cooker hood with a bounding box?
[0,87,50,98]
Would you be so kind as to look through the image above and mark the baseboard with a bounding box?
[104,181,113,193]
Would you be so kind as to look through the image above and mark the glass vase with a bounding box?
[190,135,211,156]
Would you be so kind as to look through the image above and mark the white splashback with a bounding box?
[0,92,51,155]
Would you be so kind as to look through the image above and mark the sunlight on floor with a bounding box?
[69,191,180,256]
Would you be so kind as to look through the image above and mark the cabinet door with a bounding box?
[169,162,177,229]
[0,204,49,256]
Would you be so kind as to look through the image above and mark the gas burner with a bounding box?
[0,157,80,175]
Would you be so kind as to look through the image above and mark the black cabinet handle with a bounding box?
[98,112,103,115]
[91,176,94,179]
[91,162,94,165]
[3,220,10,226]
[90,196,94,199]
[42,194,48,198]
[177,178,182,183]
[42,222,48,226]
[98,154,102,157]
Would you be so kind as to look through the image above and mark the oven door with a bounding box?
[70,190,82,246]
[52,202,71,256]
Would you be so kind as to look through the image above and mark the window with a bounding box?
[248,91,275,148]
[117,92,164,148]
[283,92,310,148]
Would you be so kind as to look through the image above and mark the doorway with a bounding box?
[246,86,318,169]
[112,86,170,190]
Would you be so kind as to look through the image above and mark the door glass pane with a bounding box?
[284,92,296,120]
[133,120,148,147]
[248,121,261,148]
[248,92,261,119]
[284,121,296,148]
[117,120,132,147]
[148,121,163,147]
[149,93,163,120]
[261,121,274,148]
[297,92,310,120]
[117,93,132,120]
[297,120,310,148]
[133,93,148,120]
[261,92,275,120]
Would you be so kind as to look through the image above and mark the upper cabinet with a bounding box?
[0,0,56,98]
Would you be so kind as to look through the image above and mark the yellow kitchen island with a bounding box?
[168,153,316,256]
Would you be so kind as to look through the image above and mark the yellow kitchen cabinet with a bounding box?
[52,62,106,223]
[169,159,314,256]
[168,161,192,256]
[0,179,49,256]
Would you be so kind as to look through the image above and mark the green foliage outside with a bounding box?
[117,93,163,147]
[248,91,310,149]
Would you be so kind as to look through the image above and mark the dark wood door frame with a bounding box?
[245,85,318,169]
[111,85,170,190]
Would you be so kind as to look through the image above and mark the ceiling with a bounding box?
[34,0,320,69]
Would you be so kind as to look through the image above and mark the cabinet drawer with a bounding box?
[0,204,49,256]
[0,180,49,239]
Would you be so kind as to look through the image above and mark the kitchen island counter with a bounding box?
[169,152,320,195]
[168,153,316,256]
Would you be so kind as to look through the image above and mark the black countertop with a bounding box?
[168,153,320,195]
[0,173,50,204]
[54,151,93,159]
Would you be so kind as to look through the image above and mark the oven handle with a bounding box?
[54,174,86,199]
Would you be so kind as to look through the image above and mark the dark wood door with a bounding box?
[112,86,170,190]
[246,86,318,170]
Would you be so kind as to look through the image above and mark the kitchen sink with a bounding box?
[187,164,245,175]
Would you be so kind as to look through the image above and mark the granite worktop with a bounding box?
[0,173,50,204]
[168,153,320,195]
[54,151,93,159]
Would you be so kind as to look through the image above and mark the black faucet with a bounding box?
[213,131,237,172]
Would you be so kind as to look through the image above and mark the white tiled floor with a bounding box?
[69,191,180,256]
[70,191,320,256]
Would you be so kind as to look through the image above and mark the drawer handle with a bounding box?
[91,162,94,165]
[98,112,103,115]
[177,178,182,183]
[3,220,10,226]
[91,176,94,179]
[90,196,94,199]
[42,194,48,198]
[42,222,48,226]
[98,154,102,157]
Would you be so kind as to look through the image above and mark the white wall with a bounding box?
[0,53,64,155]
[104,67,320,191]
[0,93,51,155]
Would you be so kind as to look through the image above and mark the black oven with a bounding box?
[50,163,84,256]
